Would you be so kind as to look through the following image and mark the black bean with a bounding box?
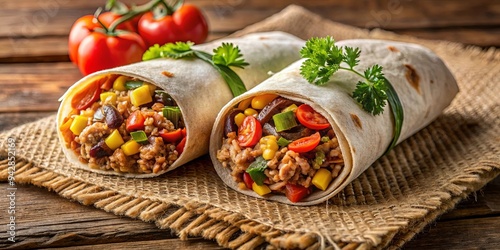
[256,97,299,124]
[103,104,123,129]
[224,109,240,136]
[89,140,113,158]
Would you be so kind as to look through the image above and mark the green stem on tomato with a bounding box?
[93,8,109,33]
[107,0,165,33]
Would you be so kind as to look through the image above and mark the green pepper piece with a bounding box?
[125,81,143,90]
[246,156,268,186]
[273,111,298,132]
[162,106,182,128]
[130,130,148,144]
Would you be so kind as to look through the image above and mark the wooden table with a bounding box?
[1,0,499,249]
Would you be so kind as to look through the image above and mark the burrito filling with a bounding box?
[59,74,186,174]
[216,94,344,202]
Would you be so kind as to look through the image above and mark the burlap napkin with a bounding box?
[1,5,499,249]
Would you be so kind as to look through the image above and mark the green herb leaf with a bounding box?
[384,78,404,154]
[343,46,360,69]
[130,130,148,144]
[299,36,405,153]
[142,42,195,61]
[212,43,249,68]
[142,42,248,97]
[246,156,268,186]
[299,36,343,85]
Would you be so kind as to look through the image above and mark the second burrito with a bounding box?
[57,32,304,178]
[210,39,458,205]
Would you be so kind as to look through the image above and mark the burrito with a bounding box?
[210,39,458,205]
[57,32,304,178]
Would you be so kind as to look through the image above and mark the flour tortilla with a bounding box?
[210,39,458,205]
[57,32,305,178]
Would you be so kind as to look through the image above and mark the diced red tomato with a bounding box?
[126,110,145,131]
[288,132,321,153]
[100,75,118,90]
[181,127,187,137]
[285,183,310,203]
[176,137,187,155]
[243,172,254,190]
[71,80,102,110]
[295,104,330,130]
[237,116,262,147]
[159,128,183,143]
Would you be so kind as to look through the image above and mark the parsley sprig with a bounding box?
[300,36,404,152]
[143,42,249,97]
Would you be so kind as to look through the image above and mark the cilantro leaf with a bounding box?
[352,80,388,115]
[142,42,248,97]
[142,42,195,61]
[343,46,360,69]
[299,36,405,154]
[299,36,343,85]
[212,43,249,68]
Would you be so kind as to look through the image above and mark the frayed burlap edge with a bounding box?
[1,156,498,249]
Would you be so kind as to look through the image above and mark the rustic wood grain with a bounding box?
[0,183,222,249]
[0,0,498,63]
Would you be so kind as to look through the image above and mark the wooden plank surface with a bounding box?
[0,0,499,249]
[0,0,498,64]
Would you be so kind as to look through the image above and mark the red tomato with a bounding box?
[285,184,310,203]
[176,137,187,155]
[100,75,118,90]
[138,4,208,46]
[159,128,183,143]
[71,79,102,110]
[288,132,321,153]
[237,116,262,147]
[181,127,187,137]
[68,15,99,65]
[296,104,330,130]
[243,172,254,190]
[76,31,146,75]
[126,110,145,131]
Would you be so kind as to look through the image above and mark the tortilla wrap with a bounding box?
[57,32,305,178]
[210,39,459,205]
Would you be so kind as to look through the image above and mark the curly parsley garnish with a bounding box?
[143,42,249,97]
[300,36,404,152]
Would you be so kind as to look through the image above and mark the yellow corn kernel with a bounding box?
[69,115,88,135]
[282,104,298,113]
[234,113,246,127]
[105,130,125,150]
[251,94,278,110]
[237,98,252,110]
[267,139,279,151]
[143,82,157,95]
[113,76,128,91]
[263,135,276,141]
[252,182,271,196]
[262,148,276,160]
[121,140,141,156]
[244,108,258,117]
[100,92,117,104]
[312,168,333,191]
[130,85,153,107]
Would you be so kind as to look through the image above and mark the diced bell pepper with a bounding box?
[113,76,128,91]
[69,115,88,135]
[105,129,125,150]
[100,92,117,104]
[130,85,153,107]
[312,168,333,191]
[252,182,271,196]
[121,140,141,156]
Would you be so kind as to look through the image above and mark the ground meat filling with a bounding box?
[216,95,344,202]
[60,75,185,174]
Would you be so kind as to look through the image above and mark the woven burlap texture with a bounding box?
[1,5,499,250]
